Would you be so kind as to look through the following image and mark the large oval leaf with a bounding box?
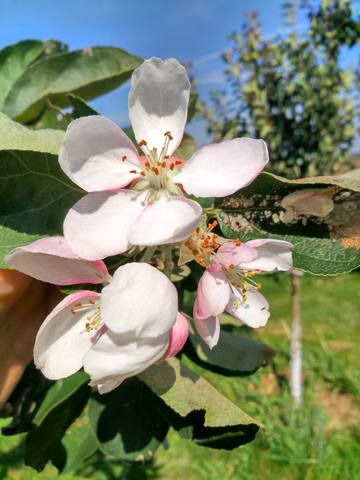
[3,47,142,122]
[216,172,360,275]
[141,357,260,449]
[0,40,45,110]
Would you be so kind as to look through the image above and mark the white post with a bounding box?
[290,269,303,408]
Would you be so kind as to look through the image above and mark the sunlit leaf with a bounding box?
[141,357,260,449]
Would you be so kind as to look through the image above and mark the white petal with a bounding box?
[101,262,178,337]
[226,288,269,328]
[59,116,140,192]
[193,314,220,350]
[194,270,230,320]
[64,190,146,260]
[96,378,124,394]
[243,239,293,272]
[5,236,109,285]
[127,193,201,246]
[175,138,268,197]
[84,330,169,384]
[34,291,100,379]
[129,58,190,155]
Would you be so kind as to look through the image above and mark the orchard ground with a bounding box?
[1,271,360,480]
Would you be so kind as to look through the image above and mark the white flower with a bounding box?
[5,239,188,394]
[34,262,188,393]
[193,239,293,349]
[59,57,269,260]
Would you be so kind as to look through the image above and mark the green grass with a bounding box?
[1,272,360,480]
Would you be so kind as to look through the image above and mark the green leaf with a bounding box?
[89,377,169,461]
[18,465,59,480]
[0,40,45,110]
[141,357,260,449]
[0,134,83,265]
[187,91,200,123]
[284,172,360,193]
[188,328,276,375]
[62,410,99,473]
[0,112,64,154]
[25,384,90,472]
[3,47,142,122]
[68,94,98,118]
[175,133,197,159]
[32,107,72,130]
[1,364,51,435]
[216,172,360,275]
[33,372,89,426]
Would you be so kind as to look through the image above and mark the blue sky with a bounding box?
[1,0,360,147]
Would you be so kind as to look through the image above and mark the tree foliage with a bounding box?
[202,0,360,177]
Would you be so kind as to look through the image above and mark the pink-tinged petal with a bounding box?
[101,262,178,337]
[175,138,269,197]
[5,236,109,285]
[34,290,100,380]
[129,58,190,156]
[84,330,169,385]
[211,242,257,271]
[128,193,201,246]
[226,288,269,328]
[243,239,293,272]
[165,312,189,357]
[64,189,146,260]
[194,270,231,320]
[59,116,140,192]
[193,314,220,350]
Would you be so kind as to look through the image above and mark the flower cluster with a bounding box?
[5,57,292,393]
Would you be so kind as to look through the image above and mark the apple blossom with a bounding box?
[35,263,188,393]
[5,239,188,393]
[185,225,293,348]
[59,57,269,260]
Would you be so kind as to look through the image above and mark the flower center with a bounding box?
[125,131,183,195]
[184,220,220,267]
[71,299,103,333]
[224,267,261,302]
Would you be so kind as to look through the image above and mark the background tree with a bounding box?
[203,0,360,178]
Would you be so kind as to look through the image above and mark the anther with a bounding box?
[164,131,173,140]
[175,160,182,166]
[169,163,175,170]
[139,139,147,147]
[129,169,137,174]
[234,239,241,246]
[122,155,127,161]
[207,220,218,232]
